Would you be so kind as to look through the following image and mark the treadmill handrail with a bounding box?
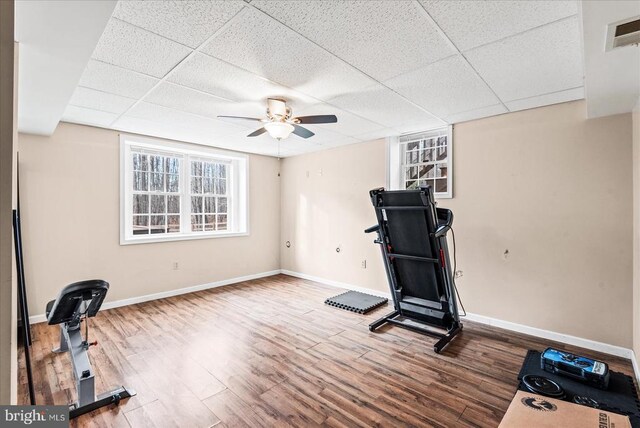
[434,209,454,238]
[364,224,380,234]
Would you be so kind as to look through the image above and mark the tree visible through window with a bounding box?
[121,136,248,244]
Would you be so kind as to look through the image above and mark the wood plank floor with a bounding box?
[18,274,635,427]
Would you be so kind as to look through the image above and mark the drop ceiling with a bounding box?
[20,0,590,157]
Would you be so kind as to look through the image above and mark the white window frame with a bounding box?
[387,125,453,199]
[120,134,249,245]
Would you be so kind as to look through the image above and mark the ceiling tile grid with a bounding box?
[385,55,502,118]
[328,84,446,132]
[464,16,584,103]
[79,60,160,99]
[92,18,192,78]
[69,86,137,115]
[419,0,578,52]
[112,0,245,48]
[251,0,456,81]
[62,105,120,128]
[200,7,375,101]
[61,0,586,157]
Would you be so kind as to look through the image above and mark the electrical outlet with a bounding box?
[172,262,179,270]
[361,260,367,269]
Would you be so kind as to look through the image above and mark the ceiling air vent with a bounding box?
[606,16,640,51]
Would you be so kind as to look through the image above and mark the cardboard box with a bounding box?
[499,390,631,428]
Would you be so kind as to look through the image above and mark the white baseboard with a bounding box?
[280,269,391,299]
[463,312,632,359]
[280,269,634,360]
[29,270,281,324]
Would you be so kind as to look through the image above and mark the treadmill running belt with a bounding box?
[325,291,388,314]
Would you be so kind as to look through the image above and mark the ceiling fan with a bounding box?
[218,98,337,140]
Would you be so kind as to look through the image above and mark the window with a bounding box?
[387,126,452,198]
[121,135,248,244]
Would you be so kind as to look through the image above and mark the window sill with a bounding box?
[120,231,249,246]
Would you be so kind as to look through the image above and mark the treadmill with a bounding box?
[365,186,462,353]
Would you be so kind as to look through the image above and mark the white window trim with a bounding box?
[120,134,249,245]
[386,125,453,199]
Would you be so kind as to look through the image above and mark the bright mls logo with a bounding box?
[0,406,68,427]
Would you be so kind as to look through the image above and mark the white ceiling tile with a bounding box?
[505,87,584,113]
[252,1,456,81]
[144,81,251,122]
[354,128,398,142]
[328,84,446,131]
[168,52,316,110]
[127,102,246,137]
[465,17,583,102]
[385,55,500,118]
[112,1,245,48]
[69,86,136,114]
[62,105,119,128]
[294,103,384,138]
[420,0,578,51]
[444,104,508,124]
[92,18,192,78]
[79,60,159,99]
[201,8,374,101]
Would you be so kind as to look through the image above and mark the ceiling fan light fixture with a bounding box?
[264,121,294,140]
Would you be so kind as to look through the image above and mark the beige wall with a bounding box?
[281,100,633,348]
[0,0,17,404]
[633,101,640,367]
[18,122,281,316]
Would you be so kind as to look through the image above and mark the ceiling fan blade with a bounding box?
[218,115,263,122]
[295,115,337,124]
[292,124,315,139]
[247,127,267,137]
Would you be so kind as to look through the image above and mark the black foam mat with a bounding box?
[325,291,388,314]
[518,350,640,427]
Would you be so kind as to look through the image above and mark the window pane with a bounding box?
[217,197,227,213]
[191,196,203,213]
[406,141,419,151]
[215,179,226,195]
[167,195,180,214]
[165,157,179,174]
[167,174,179,192]
[191,214,203,231]
[191,161,202,177]
[424,138,434,149]
[424,165,435,179]
[436,136,447,146]
[406,167,418,180]
[167,215,180,233]
[150,155,164,173]
[217,214,228,231]
[435,178,447,193]
[150,215,166,234]
[203,178,214,194]
[150,173,164,191]
[132,215,148,235]
[191,177,202,194]
[436,164,447,178]
[150,195,166,214]
[218,164,227,179]
[133,171,148,191]
[203,162,214,178]
[205,196,216,213]
[406,180,417,189]
[435,145,447,161]
[133,194,149,214]
[133,153,148,171]
[204,214,215,231]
